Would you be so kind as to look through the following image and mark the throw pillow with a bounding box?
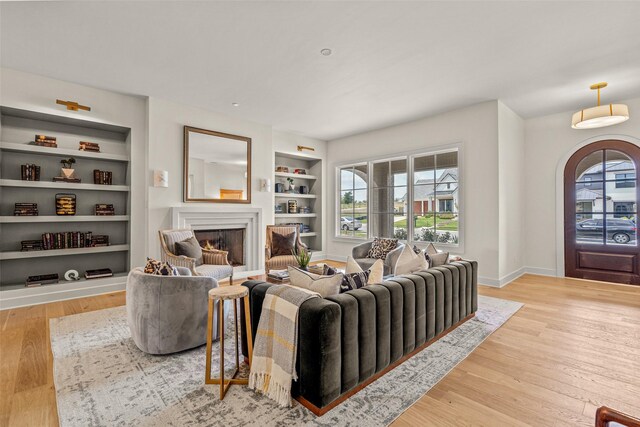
[412,245,422,255]
[345,256,384,285]
[271,231,296,257]
[323,264,338,275]
[144,257,179,276]
[425,242,438,256]
[287,266,343,297]
[341,270,370,293]
[428,252,450,267]
[366,237,398,260]
[394,245,428,275]
[174,236,204,266]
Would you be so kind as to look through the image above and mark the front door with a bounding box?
[564,140,640,285]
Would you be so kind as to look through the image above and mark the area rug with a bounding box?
[50,295,522,426]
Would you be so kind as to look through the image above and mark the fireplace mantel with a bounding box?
[171,207,262,272]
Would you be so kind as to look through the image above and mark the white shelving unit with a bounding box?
[0,105,132,306]
[274,151,323,254]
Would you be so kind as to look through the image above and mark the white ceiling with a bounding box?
[1,1,639,140]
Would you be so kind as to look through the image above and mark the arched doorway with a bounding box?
[564,140,640,285]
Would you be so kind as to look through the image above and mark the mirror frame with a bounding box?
[183,125,252,203]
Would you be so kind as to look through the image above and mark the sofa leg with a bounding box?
[229,274,233,286]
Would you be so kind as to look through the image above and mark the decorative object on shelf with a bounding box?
[261,178,271,192]
[26,273,59,287]
[34,134,58,148]
[42,231,94,249]
[293,168,307,175]
[153,170,168,187]
[14,202,38,216]
[56,193,76,216]
[56,99,91,112]
[296,145,315,152]
[298,206,311,214]
[275,182,284,193]
[95,204,115,215]
[286,177,295,191]
[299,185,308,194]
[58,157,77,180]
[284,222,311,233]
[64,269,80,281]
[21,239,44,251]
[91,235,110,247]
[572,82,630,129]
[93,169,113,185]
[275,166,289,173]
[288,199,298,214]
[21,164,41,181]
[79,141,100,152]
[85,268,113,279]
[293,246,312,271]
[275,204,284,214]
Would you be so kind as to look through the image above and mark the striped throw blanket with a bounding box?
[248,285,319,407]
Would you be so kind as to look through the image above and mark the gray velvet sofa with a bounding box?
[351,241,405,276]
[126,267,228,355]
[241,260,478,414]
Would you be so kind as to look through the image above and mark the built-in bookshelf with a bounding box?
[274,151,323,256]
[0,106,131,307]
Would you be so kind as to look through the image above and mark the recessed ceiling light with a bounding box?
[232,102,240,107]
[320,48,332,56]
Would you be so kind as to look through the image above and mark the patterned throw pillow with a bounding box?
[144,257,179,276]
[323,264,338,275]
[341,270,370,293]
[271,231,296,257]
[366,238,398,260]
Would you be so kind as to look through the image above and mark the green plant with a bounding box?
[293,246,311,269]
[286,177,294,185]
[60,158,76,169]
[394,227,408,240]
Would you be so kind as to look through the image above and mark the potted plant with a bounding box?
[60,158,76,179]
[286,177,295,192]
[293,247,311,270]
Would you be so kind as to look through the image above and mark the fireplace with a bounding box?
[194,228,245,266]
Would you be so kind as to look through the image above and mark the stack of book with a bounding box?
[267,270,290,281]
[21,240,44,251]
[21,164,41,181]
[93,169,113,185]
[41,231,94,250]
[95,204,115,215]
[91,235,110,247]
[26,274,59,287]
[34,134,57,147]
[79,141,100,152]
[14,203,38,216]
[85,268,113,279]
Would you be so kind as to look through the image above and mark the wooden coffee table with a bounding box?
[247,273,290,284]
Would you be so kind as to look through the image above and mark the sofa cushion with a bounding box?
[341,270,370,292]
[144,257,178,276]
[195,264,233,280]
[271,230,296,257]
[288,266,342,297]
[394,245,427,275]
[428,252,449,267]
[366,237,398,260]
[174,236,204,266]
[346,256,384,284]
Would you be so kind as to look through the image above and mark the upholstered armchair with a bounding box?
[352,240,406,276]
[158,229,233,284]
[265,224,307,273]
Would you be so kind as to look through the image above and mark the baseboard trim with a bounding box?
[524,266,558,277]
[325,254,348,262]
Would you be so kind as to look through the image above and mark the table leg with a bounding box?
[205,297,213,383]
[243,295,253,367]
[218,299,225,400]
[234,299,239,370]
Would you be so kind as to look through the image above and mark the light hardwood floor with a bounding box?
[1,271,639,426]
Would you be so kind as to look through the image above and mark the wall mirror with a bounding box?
[183,126,251,203]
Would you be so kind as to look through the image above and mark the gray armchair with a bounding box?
[351,241,406,276]
[126,267,229,355]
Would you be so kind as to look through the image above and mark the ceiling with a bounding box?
[1,1,639,140]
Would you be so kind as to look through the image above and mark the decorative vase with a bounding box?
[61,168,75,179]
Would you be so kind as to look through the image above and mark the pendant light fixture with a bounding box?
[571,82,629,129]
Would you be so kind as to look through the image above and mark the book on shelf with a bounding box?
[52,177,82,183]
[21,164,41,181]
[95,203,115,215]
[79,141,100,152]
[33,134,58,148]
[38,231,100,250]
[90,235,110,247]
[33,141,58,148]
[93,169,113,185]
[267,270,290,281]
[85,268,113,279]
[35,134,56,142]
[21,240,44,251]
[26,273,59,287]
[14,202,38,216]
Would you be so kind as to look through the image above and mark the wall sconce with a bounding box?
[56,99,91,112]
[297,145,315,152]
[261,178,271,192]
[154,170,169,187]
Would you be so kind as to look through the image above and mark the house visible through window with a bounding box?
[336,147,460,246]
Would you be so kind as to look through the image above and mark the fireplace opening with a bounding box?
[193,228,245,267]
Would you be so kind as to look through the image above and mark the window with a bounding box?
[336,147,461,246]
[615,173,635,188]
[338,164,368,238]
[584,176,592,187]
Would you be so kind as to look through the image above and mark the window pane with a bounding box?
[394,186,407,216]
[576,214,604,244]
[371,187,393,213]
[576,150,603,182]
[435,230,458,244]
[606,180,636,218]
[372,162,390,187]
[436,212,459,232]
[339,209,356,237]
[605,215,637,246]
[353,164,368,190]
[369,213,399,238]
[341,168,355,190]
[413,184,435,215]
[575,183,604,214]
[414,155,435,184]
[436,151,458,169]
[391,159,407,186]
[340,190,355,211]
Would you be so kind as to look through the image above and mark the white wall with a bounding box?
[326,101,501,283]
[497,101,525,281]
[523,96,640,276]
[0,68,148,267]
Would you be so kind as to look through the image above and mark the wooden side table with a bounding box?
[205,285,253,400]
